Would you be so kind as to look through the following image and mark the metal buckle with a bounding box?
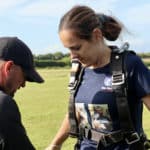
[68,80,78,90]
[100,135,111,147]
[107,131,123,143]
[100,132,122,147]
[144,140,150,149]
[112,73,125,86]
[125,132,140,145]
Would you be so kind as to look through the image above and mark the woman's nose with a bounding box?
[70,51,78,59]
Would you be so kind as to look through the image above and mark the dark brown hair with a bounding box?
[59,5,122,41]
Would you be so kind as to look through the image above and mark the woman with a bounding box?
[46,5,150,150]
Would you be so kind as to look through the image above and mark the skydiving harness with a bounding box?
[68,43,150,149]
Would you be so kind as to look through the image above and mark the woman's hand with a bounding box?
[45,144,61,150]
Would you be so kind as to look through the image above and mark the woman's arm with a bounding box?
[142,94,150,111]
[45,113,70,150]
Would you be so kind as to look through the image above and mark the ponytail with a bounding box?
[97,14,122,41]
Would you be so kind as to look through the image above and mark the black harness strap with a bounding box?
[111,44,140,145]
[111,50,134,132]
[68,59,84,137]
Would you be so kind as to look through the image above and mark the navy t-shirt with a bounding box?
[75,52,150,150]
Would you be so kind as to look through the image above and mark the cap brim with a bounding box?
[24,69,44,83]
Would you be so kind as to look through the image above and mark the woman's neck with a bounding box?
[90,46,111,69]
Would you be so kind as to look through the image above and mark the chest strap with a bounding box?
[79,126,140,147]
[80,127,123,147]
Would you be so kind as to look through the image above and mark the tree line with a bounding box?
[34,52,70,68]
[34,51,150,68]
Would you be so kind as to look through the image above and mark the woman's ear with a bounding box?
[92,28,103,41]
[2,61,14,77]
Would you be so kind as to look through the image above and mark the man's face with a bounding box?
[2,62,26,97]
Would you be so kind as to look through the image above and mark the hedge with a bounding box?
[34,59,71,68]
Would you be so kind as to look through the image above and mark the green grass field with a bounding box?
[15,69,150,150]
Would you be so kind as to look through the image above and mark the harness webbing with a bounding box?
[111,50,135,132]
[110,49,142,146]
[68,59,84,137]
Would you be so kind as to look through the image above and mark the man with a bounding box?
[0,37,44,150]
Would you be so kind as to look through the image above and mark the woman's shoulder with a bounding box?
[125,50,149,75]
[126,50,139,59]
[125,50,143,66]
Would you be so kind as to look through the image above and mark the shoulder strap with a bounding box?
[68,59,84,138]
[111,49,134,132]
[111,43,140,144]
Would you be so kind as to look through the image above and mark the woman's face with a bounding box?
[59,29,102,67]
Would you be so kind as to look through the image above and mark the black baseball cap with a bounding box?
[0,37,44,83]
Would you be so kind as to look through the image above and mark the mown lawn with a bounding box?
[15,69,150,150]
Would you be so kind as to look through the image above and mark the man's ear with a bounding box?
[2,61,14,77]
[92,28,103,41]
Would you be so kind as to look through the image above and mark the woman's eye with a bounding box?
[71,45,81,51]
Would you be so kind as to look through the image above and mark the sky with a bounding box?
[0,0,150,55]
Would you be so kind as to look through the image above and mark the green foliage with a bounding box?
[138,53,150,58]
[60,56,71,66]
[15,69,150,150]
[53,52,64,60]
[34,52,70,67]
[36,53,55,60]
[34,52,67,61]
[33,52,150,68]
[34,59,67,68]
[144,62,150,67]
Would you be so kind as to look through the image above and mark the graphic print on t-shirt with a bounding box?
[75,103,90,128]
[75,103,113,132]
[101,75,112,91]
